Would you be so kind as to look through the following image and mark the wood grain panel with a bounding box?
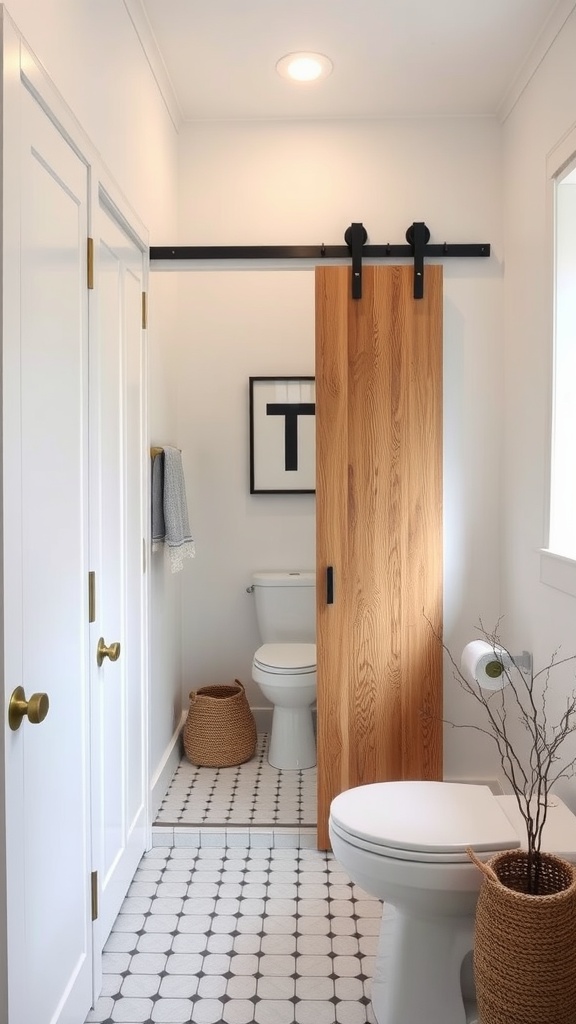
[315,267,350,850]
[315,265,443,850]
[398,266,443,778]
[347,269,403,786]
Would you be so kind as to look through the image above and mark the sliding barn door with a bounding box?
[315,265,443,849]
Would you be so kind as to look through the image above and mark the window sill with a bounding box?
[539,549,576,599]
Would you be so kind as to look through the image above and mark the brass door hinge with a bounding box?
[142,291,148,329]
[91,870,99,921]
[87,237,94,290]
[88,572,96,623]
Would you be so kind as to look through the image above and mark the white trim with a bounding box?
[97,182,148,255]
[543,125,576,564]
[540,549,576,598]
[547,119,576,180]
[498,0,576,122]
[152,825,319,850]
[149,709,187,821]
[541,134,562,554]
[122,0,182,131]
[1,15,31,1020]
[15,13,149,249]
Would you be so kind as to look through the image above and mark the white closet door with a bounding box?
[90,192,147,961]
[3,81,93,1024]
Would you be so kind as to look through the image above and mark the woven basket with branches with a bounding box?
[468,846,576,1024]
[436,620,576,1022]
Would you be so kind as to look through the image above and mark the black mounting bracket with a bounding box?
[150,224,490,302]
[406,222,431,299]
[344,222,368,299]
[341,220,443,299]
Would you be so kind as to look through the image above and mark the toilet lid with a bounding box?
[253,643,316,673]
[330,781,521,856]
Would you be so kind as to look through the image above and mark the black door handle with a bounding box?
[326,566,334,605]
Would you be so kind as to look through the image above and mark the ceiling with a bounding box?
[134,0,570,124]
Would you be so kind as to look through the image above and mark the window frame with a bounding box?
[540,124,576,597]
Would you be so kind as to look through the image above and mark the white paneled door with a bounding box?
[90,194,147,973]
[2,30,148,1024]
[3,83,93,1023]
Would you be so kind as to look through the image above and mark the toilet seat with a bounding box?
[253,642,316,675]
[330,781,521,862]
[330,819,509,863]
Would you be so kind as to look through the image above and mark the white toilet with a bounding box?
[250,570,316,770]
[329,780,576,1024]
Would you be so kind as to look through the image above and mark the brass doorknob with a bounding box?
[8,686,50,731]
[97,637,121,667]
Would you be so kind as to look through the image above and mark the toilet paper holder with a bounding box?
[484,649,532,679]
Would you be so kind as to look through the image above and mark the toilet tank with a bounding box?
[252,571,316,643]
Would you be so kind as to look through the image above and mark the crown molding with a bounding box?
[498,0,576,122]
[122,0,183,131]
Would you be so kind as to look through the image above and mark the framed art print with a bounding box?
[249,376,315,494]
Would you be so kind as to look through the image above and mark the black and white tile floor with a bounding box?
[86,845,381,1024]
[85,736,382,1023]
[156,736,317,829]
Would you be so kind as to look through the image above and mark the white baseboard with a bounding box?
[149,709,187,819]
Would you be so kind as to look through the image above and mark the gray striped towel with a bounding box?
[152,446,195,572]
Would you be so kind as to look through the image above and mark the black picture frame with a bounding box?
[249,376,316,494]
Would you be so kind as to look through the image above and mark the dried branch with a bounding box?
[429,618,576,893]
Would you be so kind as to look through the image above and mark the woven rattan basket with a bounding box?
[183,680,257,768]
[468,847,576,1024]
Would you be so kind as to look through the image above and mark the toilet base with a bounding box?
[268,706,316,769]
[371,903,475,1024]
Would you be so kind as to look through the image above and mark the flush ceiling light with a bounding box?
[276,52,333,83]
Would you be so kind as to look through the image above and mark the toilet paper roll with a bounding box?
[460,640,512,691]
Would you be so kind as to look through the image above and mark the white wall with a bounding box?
[148,271,185,785]
[1,0,182,787]
[176,270,315,708]
[501,9,576,807]
[176,116,506,781]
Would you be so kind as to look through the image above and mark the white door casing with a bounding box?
[3,71,93,1024]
